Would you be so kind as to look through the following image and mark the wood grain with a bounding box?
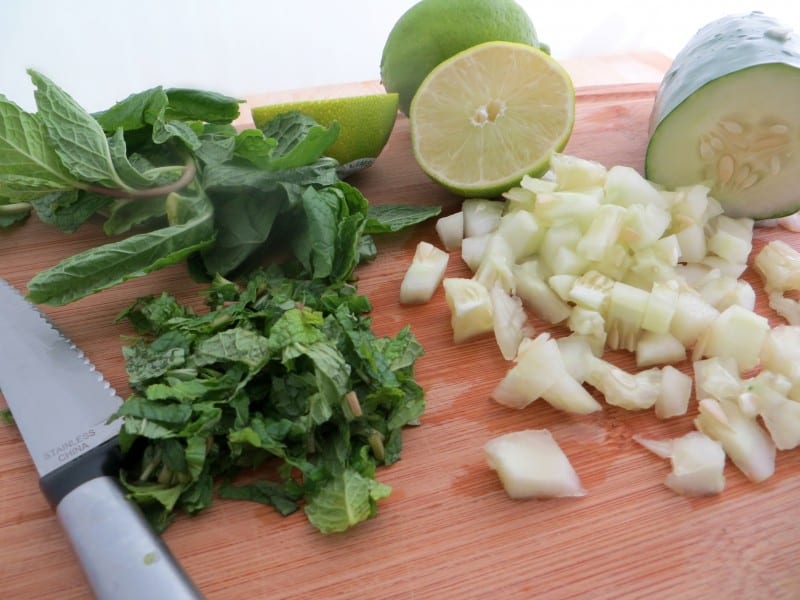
[2,55,800,599]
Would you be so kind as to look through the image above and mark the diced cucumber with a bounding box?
[746,372,800,450]
[604,165,666,209]
[567,307,607,356]
[473,234,515,292]
[442,278,494,343]
[674,222,706,263]
[606,281,649,351]
[399,241,450,304]
[490,286,528,361]
[670,291,719,348]
[664,431,726,495]
[646,12,800,219]
[462,198,504,237]
[706,215,753,264]
[655,366,692,419]
[534,189,601,227]
[513,261,572,324]
[541,374,602,414]
[484,430,586,499]
[697,304,769,372]
[695,397,776,483]
[435,211,464,251]
[624,203,671,250]
[548,153,608,191]
[496,209,543,261]
[576,204,626,259]
[642,281,679,334]
[636,331,686,368]
[568,270,614,312]
[491,333,566,409]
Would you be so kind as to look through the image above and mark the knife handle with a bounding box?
[56,475,204,600]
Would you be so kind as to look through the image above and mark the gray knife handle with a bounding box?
[56,475,204,599]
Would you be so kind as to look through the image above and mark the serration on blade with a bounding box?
[0,278,123,478]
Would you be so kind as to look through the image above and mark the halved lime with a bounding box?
[409,41,575,198]
[251,93,399,172]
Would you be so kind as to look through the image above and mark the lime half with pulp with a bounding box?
[409,41,575,197]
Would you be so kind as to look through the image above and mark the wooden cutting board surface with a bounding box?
[2,54,800,599]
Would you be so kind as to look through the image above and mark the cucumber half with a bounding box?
[646,12,800,220]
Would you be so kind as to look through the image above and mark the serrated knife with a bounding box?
[0,277,203,599]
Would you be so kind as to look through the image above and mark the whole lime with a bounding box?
[380,0,547,115]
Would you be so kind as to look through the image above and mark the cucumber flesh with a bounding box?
[646,12,800,220]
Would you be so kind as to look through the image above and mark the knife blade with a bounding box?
[0,277,203,599]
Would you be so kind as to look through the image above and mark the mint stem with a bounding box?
[0,202,32,215]
[86,158,197,199]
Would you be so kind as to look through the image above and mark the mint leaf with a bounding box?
[163,88,242,124]
[290,181,369,281]
[290,185,340,279]
[268,121,340,171]
[218,480,300,516]
[260,111,323,158]
[28,69,127,189]
[200,190,282,276]
[120,416,180,441]
[268,308,326,354]
[194,124,238,167]
[152,118,201,150]
[122,341,189,387]
[304,469,392,534]
[194,328,270,370]
[366,204,442,233]
[202,157,338,193]
[114,396,194,425]
[330,182,370,281]
[103,196,168,236]
[93,87,169,132]
[233,129,278,169]
[107,128,160,188]
[30,190,111,233]
[0,173,79,203]
[26,189,214,305]
[0,94,78,195]
[121,477,184,512]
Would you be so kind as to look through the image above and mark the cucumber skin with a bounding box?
[648,11,800,135]
[645,12,800,219]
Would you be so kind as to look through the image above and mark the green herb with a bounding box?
[365,204,442,234]
[112,267,425,533]
[0,70,439,305]
[1,408,13,425]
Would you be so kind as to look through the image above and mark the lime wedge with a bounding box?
[251,93,399,173]
[410,41,575,197]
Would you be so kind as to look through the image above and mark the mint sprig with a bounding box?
[0,70,439,305]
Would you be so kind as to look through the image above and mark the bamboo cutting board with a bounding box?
[2,54,800,599]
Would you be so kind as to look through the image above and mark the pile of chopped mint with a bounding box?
[0,69,438,305]
[114,266,425,534]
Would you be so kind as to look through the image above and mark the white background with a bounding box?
[2,1,800,112]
